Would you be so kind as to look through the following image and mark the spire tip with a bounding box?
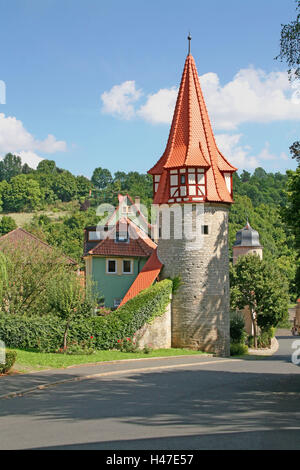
[187,32,192,55]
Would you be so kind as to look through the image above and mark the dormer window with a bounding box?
[122,205,132,214]
[116,231,129,243]
[88,230,101,241]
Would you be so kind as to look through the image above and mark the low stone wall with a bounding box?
[136,301,171,350]
[247,336,279,356]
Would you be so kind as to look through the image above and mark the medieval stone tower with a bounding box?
[232,221,263,335]
[232,220,263,265]
[148,41,237,356]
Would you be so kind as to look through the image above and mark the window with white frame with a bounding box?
[116,230,129,243]
[122,259,133,274]
[107,259,117,273]
[169,168,206,199]
[114,298,122,308]
[224,172,232,193]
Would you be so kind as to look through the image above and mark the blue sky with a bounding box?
[0,0,299,177]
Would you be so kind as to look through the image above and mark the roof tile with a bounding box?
[88,218,156,258]
[119,249,163,307]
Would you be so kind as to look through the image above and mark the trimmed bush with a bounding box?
[0,350,17,374]
[0,279,172,352]
[230,311,246,344]
[230,343,248,356]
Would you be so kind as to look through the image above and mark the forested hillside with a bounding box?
[0,153,297,298]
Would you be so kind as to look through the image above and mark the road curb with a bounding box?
[11,352,214,376]
[0,357,238,400]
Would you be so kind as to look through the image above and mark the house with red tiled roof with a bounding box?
[83,194,162,308]
[0,227,77,266]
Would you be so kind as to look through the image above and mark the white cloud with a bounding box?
[254,141,289,162]
[35,134,67,153]
[101,67,300,129]
[201,68,300,130]
[101,80,142,120]
[137,87,178,124]
[215,133,259,169]
[18,151,44,169]
[0,113,67,167]
[215,134,289,169]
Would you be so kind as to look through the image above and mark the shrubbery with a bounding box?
[0,280,172,353]
[230,311,246,344]
[248,326,275,349]
[0,350,17,374]
[230,343,248,356]
[230,312,248,356]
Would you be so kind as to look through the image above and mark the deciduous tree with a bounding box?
[276,0,300,80]
[91,167,112,190]
[0,153,22,181]
[230,255,289,348]
[0,216,17,235]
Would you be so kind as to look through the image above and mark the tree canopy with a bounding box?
[230,254,289,347]
[276,0,300,80]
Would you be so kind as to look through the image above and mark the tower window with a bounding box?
[202,225,209,235]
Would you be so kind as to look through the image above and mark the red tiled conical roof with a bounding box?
[148,53,237,204]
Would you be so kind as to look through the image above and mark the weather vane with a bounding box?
[188,32,192,55]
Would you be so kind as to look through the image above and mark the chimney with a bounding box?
[134,196,140,212]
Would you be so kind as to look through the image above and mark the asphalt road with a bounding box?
[0,329,299,450]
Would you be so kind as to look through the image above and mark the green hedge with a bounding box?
[0,279,172,352]
[230,311,246,344]
[0,350,17,374]
[230,343,248,356]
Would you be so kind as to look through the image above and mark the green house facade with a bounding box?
[85,255,148,308]
[83,196,157,309]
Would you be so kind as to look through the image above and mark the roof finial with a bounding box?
[187,32,192,55]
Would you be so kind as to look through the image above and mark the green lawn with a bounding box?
[0,210,70,227]
[12,348,207,373]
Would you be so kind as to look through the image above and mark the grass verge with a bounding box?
[12,348,207,373]
[0,210,70,227]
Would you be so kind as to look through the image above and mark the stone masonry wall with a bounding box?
[232,246,263,265]
[136,300,172,349]
[157,203,230,357]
